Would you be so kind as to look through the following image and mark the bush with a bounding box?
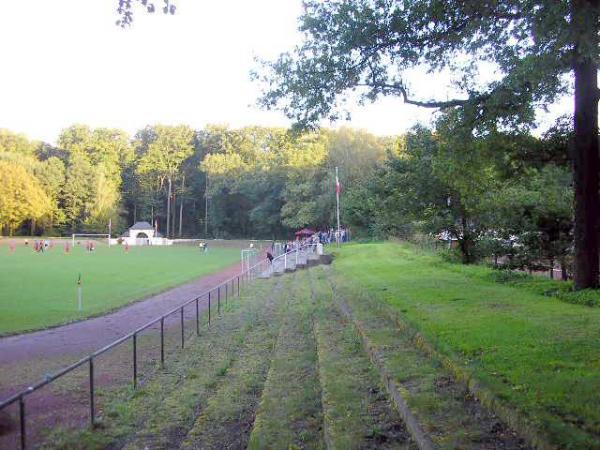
[438,247,463,263]
[489,269,580,298]
[556,289,600,307]
[488,269,530,284]
[486,268,600,306]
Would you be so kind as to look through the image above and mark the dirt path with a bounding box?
[0,262,241,398]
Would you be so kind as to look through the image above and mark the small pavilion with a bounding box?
[116,221,169,246]
[127,221,156,240]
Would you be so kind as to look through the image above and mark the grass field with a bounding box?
[4,241,599,449]
[0,243,240,335]
[331,242,600,449]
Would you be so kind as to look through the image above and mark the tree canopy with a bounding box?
[116,0,176,26]
[0,161,51,234]
[256,0,599,289]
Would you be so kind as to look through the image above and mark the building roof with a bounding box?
[130,221,154,230]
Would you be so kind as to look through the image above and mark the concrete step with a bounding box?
[320,254,333,265]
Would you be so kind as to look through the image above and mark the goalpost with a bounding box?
[72,234,111,247]
[241,248,259,279]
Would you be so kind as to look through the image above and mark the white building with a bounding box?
[111,221,172,246]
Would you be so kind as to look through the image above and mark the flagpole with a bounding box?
[336,166,341,246]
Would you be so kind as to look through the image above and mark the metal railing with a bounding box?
[269,243,318,275]
[0,245,318,450]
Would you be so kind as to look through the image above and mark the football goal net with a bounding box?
[241,248,259,279]
[72,234,111,247]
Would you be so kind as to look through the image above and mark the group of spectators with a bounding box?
[317,228,350,244]
[266,237,313,263]
[266,227,351,263]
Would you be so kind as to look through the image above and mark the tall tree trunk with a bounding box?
[204,174,209,237]
[560,257,569,281]
[179,199,183,237]
[166,177,172,238]
[572,0,600,289]
[172,193,176,239]
[458,204,474,264]
[179,175,185,237]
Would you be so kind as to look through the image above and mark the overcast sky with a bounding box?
[0,0,572,144]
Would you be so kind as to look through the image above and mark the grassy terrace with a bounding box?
[331,242,600,449]
[21,242,599,449]
[0,245,240,335]
[39,266,418,450]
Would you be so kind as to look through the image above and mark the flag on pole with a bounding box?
[77,273,82,286]
[335,174,341,194]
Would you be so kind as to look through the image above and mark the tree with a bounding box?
[199,126,293,238]
[257,0,600,289]
[58,125,132,232]
[136,125,195,237]
[85,171,123,232]
[0,161,51,234]
[58,125,133,189]
[62,153,97,231]
[0,129,40,155]
[34,157,66,233]
[116,0,176,27]
[486,164,573,277]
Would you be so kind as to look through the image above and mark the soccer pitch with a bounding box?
[0,243,241,335]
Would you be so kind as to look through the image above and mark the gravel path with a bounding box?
[0,262,241,384]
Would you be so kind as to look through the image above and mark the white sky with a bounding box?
[0,0,572,144]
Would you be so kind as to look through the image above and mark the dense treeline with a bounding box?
[254,0,597,289]
[0,125,389,239]
[1,114,574,275]
[345,112,573,276]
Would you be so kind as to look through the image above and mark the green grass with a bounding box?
[179,280,283,450]
[248,272,325,450]
[332,242,600,449]
[0,244,240,335]
[310,269,415,449]
[41,276,281,450]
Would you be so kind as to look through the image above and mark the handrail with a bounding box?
[0,243,315,424]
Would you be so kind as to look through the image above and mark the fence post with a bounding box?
[19,395,25,450]
[218,286,221,315]
[208,292,211,326]
[89,357,95,427]
[195,298,200,335]
[225,283,228,305]
[180,307,185,349]
[237,276,240,296]
[160,317,165,368]
[133,333,137,389]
